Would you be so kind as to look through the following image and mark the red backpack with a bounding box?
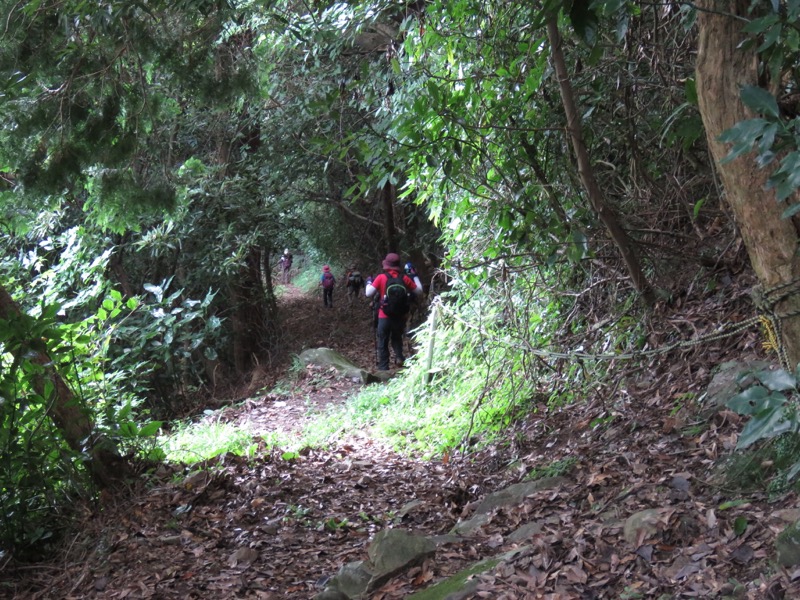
[322,272,335,289]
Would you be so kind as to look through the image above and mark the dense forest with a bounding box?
[3,0,800,597]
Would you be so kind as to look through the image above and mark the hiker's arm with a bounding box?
[405,275,423,297]
[365,283,377,297]
[412,276,423,295]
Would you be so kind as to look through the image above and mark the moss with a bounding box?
[405,557,500,600]
[776,520,800,567]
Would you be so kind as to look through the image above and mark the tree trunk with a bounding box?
[546,17,655,305]
[108,233,134,298]
[230,247,269,376]
[0,284,126,487]
[695,0,800,368]
[382,181,398,252]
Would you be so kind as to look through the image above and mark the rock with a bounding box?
[623,508,668,547]
[450,512,491,536]
[313,589,350,600]
[326,560,374,598]
[475,477,569,514]
[776,520,800,567]
[405,547,528,600]
[430,534,463,546]
[369,370,393,383]
[397,499,424,519]
[366,529,437,591]
[507,521,542,543]
[298,348,375,383]
[701,360,771,416]
[317,531,437,598]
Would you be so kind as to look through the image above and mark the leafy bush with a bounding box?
[722,366,800,497]
[0,307,88,558]
[725,367,798,450]
[105,278,222,415]
[0,298,167,558]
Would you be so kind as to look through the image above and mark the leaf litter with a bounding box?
[2,282,800,599]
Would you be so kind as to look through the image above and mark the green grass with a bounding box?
[159,284,550,463]
[160,420,257,464]
[286,263,343,294]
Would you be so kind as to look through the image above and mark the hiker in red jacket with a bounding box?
[365,253,423,370]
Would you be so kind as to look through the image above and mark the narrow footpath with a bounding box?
[3,282,800,599]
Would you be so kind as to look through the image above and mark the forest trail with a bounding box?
[2,281,502,599]
[4,282,800,599]
[219,281,382,443]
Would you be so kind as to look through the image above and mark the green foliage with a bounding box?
[160,418,257,464]
[525,456,577,481]
[717,3,800,207]
[110,278,223,412]
[725,367,798,450]
[721,367,800,498]
[0,308,88,557]
[288,283,563,457]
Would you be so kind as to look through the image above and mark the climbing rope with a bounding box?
[752,278,800,370]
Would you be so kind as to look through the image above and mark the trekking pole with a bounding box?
[371,296,378,368]
[425,301,439,385]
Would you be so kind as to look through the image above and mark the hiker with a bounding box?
[279,249,293,284]
[319,265,336,308]
[404,261,426,334]
[345,265,365,302]
[365,253,423,370]
[366,275,378,324]
[404,262,423,290]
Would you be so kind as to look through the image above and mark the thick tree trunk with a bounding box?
[0,285,126,487]
[546,17,655,305]
[695,0,800,367]
[230,247,269,376]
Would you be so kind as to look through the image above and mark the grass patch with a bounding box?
[288,345,539,458]
[525,456,577,480]
[158,287,556,463]
[286,263,343,294]
[255,292,547,458]
[160,420,257,464]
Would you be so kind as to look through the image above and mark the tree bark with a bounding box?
[230,247,269,376]
[0,284,126,487]
[382,181,398,252]
[695,0,800,367]
[546,17,655,305]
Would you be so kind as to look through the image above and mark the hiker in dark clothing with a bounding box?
[344,265,365,302]
[320,265,336,308]
[365,253,422,370]
[279,249,293,284]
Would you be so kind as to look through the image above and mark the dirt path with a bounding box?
[3,283,800,599]
[226,282,381,440]
[2,282,482,599]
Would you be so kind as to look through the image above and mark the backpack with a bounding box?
[322,272,335,289]
[381,274,410,318]
[348,271,363,286]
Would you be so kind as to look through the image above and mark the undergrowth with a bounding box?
[161,419,258,463]
[289,290,556,456]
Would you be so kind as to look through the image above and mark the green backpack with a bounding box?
[381,274,410,317]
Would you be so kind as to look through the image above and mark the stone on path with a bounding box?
[299,348,380,383]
